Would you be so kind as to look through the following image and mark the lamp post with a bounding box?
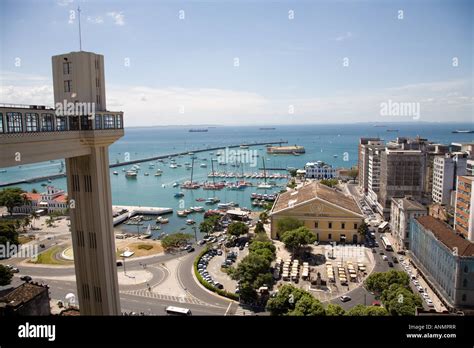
[192,226,197,243]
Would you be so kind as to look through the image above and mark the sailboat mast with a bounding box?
[211,159,216,185]
[263,157,267,184]
[190,156,194,183]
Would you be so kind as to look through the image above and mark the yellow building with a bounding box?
[269,182,364,243]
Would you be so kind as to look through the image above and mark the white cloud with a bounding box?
[107,12,125,26]
[1,70,472,125]
[335,32,353,41]
[87,16,104,24]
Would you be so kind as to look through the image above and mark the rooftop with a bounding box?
[271,181,362,215]
[416,216,474,257]
[0,282,49,308]
[392,197,426,211]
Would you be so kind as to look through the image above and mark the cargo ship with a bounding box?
[189,128,208,132]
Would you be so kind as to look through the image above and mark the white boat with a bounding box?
[257,183,273,189]
[144,173,149,176]
[156,216,169,224]
[173,182,179,187]
[113,171,118,175]
[154,171,162,176]
[170,164,178,169]
[191,206,204,212]
[125,170,138,178]
[200,163,207,168]
[186,219,196,225]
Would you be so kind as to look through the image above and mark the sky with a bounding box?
[0,0,473,126]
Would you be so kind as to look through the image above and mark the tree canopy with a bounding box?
[266,285,326,316]
[227,221,249,237]
[381,284,422,316]
[358,222,369,238]
[319,179,339,188]
[160,233,193,251]
[346,304,388,316]
[0,221,19,246]
[281,227,316,254]
[0,188,27,216]
[276,217,304,239]
[364,270,410,294]
[0,265,13,286]
[254,221,265,235]
[199,215,220,235]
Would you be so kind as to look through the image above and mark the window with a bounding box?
[6,112,22,133]
[25,113,39,132]
[463,279,468,287]
[116,114,122,128]
[80,116,92,130]
[0,113,3,133]
[464,265,469,273]
[69,116,80,130]
[328,222,332,229]
[56,116,67,131]
[314,222,318,228]
[41,114,54,131]
[341,223,345,229]
[328,233,332,240]
[63,62,72,75]
[462,294,466,302]
[103,114,115,129]
[64,80,72,93]
[354,223,358,229]
[95,115,102,129]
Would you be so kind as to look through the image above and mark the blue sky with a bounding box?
[0,0,473,126]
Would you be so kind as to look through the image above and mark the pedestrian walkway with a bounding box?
[120,288,209,306]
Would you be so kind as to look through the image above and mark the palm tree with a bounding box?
[22,216,31,233]
[30,211,39,229]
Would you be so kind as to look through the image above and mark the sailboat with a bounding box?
[257,157,273,189]
[181,157,200,189]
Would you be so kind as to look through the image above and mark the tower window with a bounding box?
[64,80,72,93]
[63,62,72,75]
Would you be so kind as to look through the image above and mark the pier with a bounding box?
[112,205,173,226]
[0,140,288,187]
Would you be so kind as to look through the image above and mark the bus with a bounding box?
[165,306,192,316]
[380,236,393,251]
[378,221,389,233]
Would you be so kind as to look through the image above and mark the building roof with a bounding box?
[392,197,426,211]
[52,194,67,203]
[271,181,362,215]
[0,282,49,308]
[24,193,41,201]
[416,216,474,257]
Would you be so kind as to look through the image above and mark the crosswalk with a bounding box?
[120,289,209,306]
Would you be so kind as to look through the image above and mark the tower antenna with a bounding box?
[77,6,82,51]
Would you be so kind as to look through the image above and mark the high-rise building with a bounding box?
[358,138,383,193]
[378,148,426,218]
[366,146,382,207]
[390,197,427,250]
[454,176,474,241]
[466,159,474,176]
[432,153,468,206]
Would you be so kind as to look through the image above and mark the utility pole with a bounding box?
[192,226,197,242]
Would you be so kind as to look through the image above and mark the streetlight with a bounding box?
[192,226,197,243]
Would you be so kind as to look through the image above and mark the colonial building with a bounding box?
[269,182,364,243]
[390,197,427,250]
[14,186,68,214]
[0,282,50,316]
[304,161,336,179]
[410,216,474,311]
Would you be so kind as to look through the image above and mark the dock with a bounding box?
[112,205,173,226]
[0,140,288,187]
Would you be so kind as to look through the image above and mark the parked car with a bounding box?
[217,250,222,256]
[397,250,406,255]
[187,247,195,253]
[20,275,32,282]
[372,248,377,253]
[392,257,399,263]
[197,240,206,245]
[425,299,434,307]
[382,255,388,261]
[39,244,45,248]
[116,261,123,266]
[340,295,351,303]
[387,261,394,267]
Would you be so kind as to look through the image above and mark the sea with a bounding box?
[1,123,472,239]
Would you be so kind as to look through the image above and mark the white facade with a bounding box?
[367,147,382,206]
[304,161,336,179]
[14,186,68,214]
[390,197,427,250]
[432,154,467,206]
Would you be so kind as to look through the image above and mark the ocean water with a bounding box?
[1,123,472,238]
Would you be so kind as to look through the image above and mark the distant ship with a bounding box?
[259,127,276,130]
[452,130,474,133]
[374,125,387,127]
[386,129,399,132]
[189,128,208,132]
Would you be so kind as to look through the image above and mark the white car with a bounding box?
[422,293,430,299]
[416,285,424,292]
[382,255,388,261]
[425,299,434,307]
[412,279,419,286]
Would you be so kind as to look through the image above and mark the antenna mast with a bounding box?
[77,6,83,51]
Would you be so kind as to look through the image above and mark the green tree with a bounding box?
[358,222,369,239]
[0,187,28,216]
[281,227,316,255]
[346,304,388,316]
[22,216,31,232]
[227,221,249,237]
[249,241,276,263]
[31,188,38,194]
[348,168,359,183]
[259,211,269,224]
[0,265,13,286]
[326,303,346,316]
[381,284,422,316]
[30,211,39,229]
[364,270,409,294]
[266,285,325,316]
[161,233,193,251]
[199,215,220,236]
[289,169,297,177]
[276,217,303,239]
[230,253,272,302]
[319,179,339,187]
[0,221,19,246]
[287,180,297,189]
[254,221,265,235]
